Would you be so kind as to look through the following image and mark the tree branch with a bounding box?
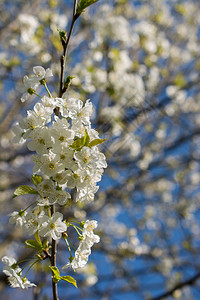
[149,272,200,300]
[50,204,59,300]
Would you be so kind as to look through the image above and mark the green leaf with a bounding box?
[61,275,77,288]
[25,240,43,251]
[31,175,42,186]
[69,136,85,150]
[50,266,60,277]
[58,29,67,46]
[77,0,99,15]
[49,266,61,283]
[83,129,90,146]
[34,231,42,246]
[43,240,50,249]
[13,185,39,198]
[69,130,90,151]
[64,76,75,89]
[88,138,107,148]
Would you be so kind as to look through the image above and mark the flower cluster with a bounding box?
[2,256,36,289]
[63,220,100,269]
[20,66,53,102]
[3,66,106,288]
[9,210,67,240]
[14,67,107,204]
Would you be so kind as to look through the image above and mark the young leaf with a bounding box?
[25,240,43,251]
[58,29,67,47]
[70,130,91,151]
[88,138,107,148]
[69,136,85,150]
[34,231,42,246]
[43,240,50,249]
[64,76,75,89]
[61,275,77,288]
[83,129,90,146]
[49,266,61,283]
[50,266,60,277]
[76,0,99,16]
[31,175,42,186]
[13,185,39,198]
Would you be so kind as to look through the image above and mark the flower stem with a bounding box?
[71,224,82,236]
[64,238,72,257]
[33,91,42,98]
[23,201,37,212]
[67,238,77,251]
[24,259,38,278]
[43,82,52,98]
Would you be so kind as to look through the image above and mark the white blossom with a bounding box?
[37,179,55,198]
[69,243,91,269]
[2,256,36,289]
[41,95,59,109]
[20,76,39,102]
[40,151,65,177]
[9,211,27,227]
[19,110,44,137]
[39,212,67,240]
[52,169,74,185]
[59,98,83,119]
[49,189,71,206]
[4,267,23,288]
[24,210,45,235]
[2,256,18,268]
[12,123,25,144]
[82,220,100,245]
[74,146,107,169]
[76,185,99,203]
[51,125,74,153]
[34,102,52,123]
[27,127,52,154]
[21,278,36,289]
[33,66,53,81]
[55,147,75,169]
[63,220,100,270]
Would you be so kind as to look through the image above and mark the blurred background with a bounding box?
[1,0,200,299]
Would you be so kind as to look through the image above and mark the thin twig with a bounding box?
[59,0,78,98]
